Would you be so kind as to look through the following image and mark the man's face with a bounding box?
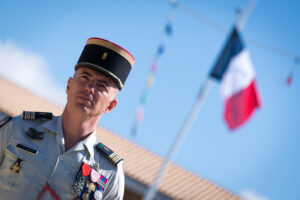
[66,67,119,118]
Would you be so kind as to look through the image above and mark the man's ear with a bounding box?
[104,99,118,113]
[66,77,73,93]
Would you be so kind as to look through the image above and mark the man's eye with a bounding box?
[97,83,107,91]
[97,83,105,88]
[79,75,88,80]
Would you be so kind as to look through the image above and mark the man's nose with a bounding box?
[85,80,96,94]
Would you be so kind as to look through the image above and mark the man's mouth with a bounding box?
[79,96,92,103]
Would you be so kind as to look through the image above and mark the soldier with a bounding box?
[0,37,135,200]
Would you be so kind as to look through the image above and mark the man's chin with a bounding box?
[72,103,101,117]
[75,103,92,112]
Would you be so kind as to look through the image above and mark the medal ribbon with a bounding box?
[36,183,60,200]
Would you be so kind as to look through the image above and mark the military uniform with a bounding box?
[0,111,124,200]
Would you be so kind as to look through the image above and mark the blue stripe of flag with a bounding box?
[210,27,245,81]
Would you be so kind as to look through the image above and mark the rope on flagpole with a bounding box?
[142,1,257,199]
[178,1,299,64]
[179,2,228,34]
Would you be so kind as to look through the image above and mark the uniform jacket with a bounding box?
[0,113,124,200]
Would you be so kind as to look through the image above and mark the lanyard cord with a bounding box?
[36,183,60,200]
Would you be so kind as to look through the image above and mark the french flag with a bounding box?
[210,27,261,130]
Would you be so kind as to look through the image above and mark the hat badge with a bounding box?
[102,52,108,60]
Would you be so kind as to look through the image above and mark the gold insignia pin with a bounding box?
[102,52,108,60]
[10,158,22,173]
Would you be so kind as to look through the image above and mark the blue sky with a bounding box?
[0,0,299,199]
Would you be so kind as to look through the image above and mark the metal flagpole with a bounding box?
[142,78,214,200]
[235,0,258,30]
[142,1,258,200]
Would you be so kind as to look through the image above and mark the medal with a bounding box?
[72,175,86,195]
[86,180,96,192]
[82,192,90,200]
[73,162,110,199]
[97,184,105,192]
[72,163,91,195]
[100,175,108,184]
[81,180,96,200]
[90,169,100,183]
[81,163,92,177]
[94,190,103,200]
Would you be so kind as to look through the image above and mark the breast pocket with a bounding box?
[0,142,46,190]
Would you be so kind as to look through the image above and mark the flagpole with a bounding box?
[142,1,258,199]
[142,78,214,200]
[235,0,258,30]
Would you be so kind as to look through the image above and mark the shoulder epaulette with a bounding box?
[0,112,12,128]
[22,111,53,120]
[96,143,123,165]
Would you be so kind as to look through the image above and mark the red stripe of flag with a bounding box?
[224,80,261,129]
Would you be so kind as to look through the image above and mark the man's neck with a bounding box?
[61,107,100,152]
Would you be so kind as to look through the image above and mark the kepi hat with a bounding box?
[75,37,135,90]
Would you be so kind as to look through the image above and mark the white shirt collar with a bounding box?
[43,115,98,158]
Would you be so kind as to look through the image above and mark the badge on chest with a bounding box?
[73,162,108,200]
